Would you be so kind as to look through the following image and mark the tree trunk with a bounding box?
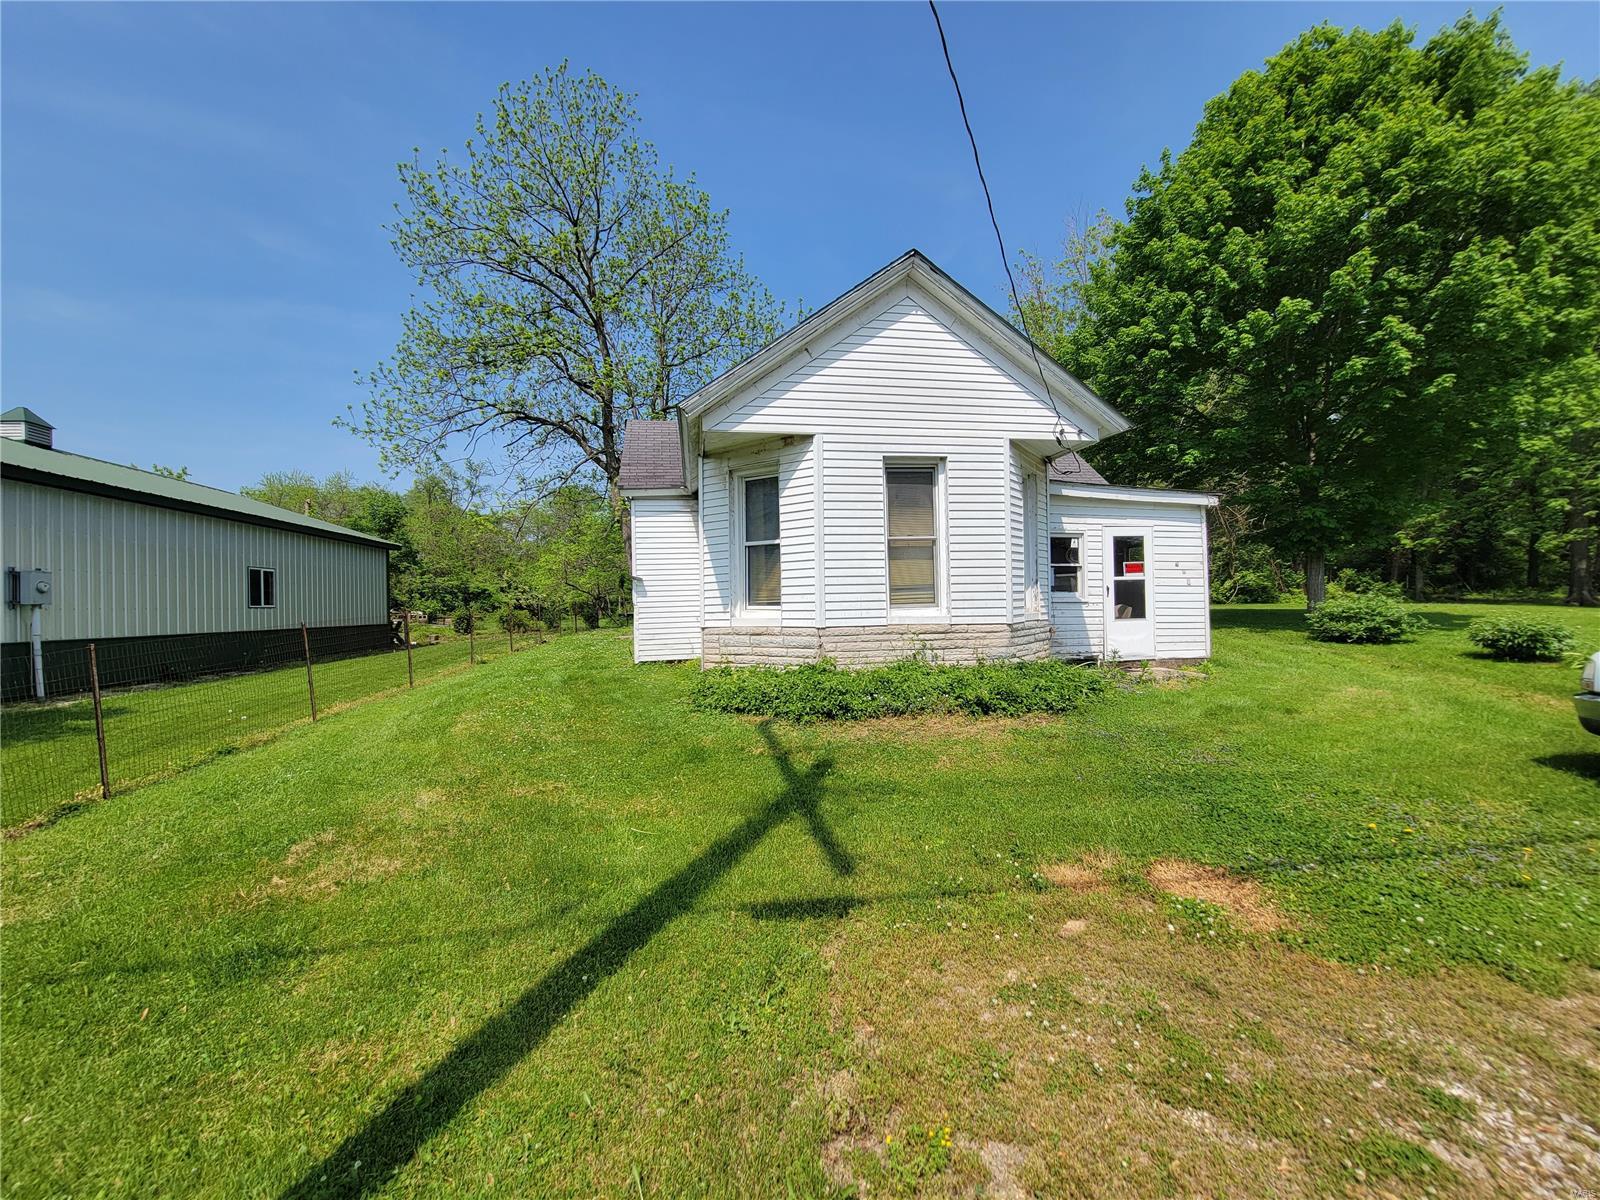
[1526,530,1541,590]
[1410,553,1426,602]
[1304,552,1327,608]
[1566,488,1598,607]
[1386,549,1405,585]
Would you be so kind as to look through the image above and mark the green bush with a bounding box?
[452,611,475,635]
[500,608,535,635]
[1304,595,1426,644]
[691,658,1119,722]
[1331,569,1405,599]
[1213,568,1286,604]
[1466,617,1575,662]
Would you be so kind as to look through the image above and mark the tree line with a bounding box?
[243,470,626,630]
[1021,14,1599,607]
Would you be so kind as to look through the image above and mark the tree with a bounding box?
[1038,15,1600,606]
[346,64,787,512]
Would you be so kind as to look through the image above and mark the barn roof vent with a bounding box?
[1,408,54,449]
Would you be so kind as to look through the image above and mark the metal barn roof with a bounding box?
[0,438,395,548]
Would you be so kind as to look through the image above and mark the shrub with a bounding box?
[690,658,1119,722]
[452,611,475,635]
[1304,595,1426,644]
[1331,569,1405,600]
[500,608,535,635]
[1214,568,1286,604]
[1466,617,1575,662]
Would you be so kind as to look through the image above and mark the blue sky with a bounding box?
[4,2,1596,493]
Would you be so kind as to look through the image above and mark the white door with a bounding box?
[1104,528,1155,659]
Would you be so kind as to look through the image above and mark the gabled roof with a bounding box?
[2,407,53,428]
[677,250,1130,439]
[0,438,396,547]
[618,418,686,492]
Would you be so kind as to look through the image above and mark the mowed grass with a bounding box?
[0,625,529,829]
[2,602,1597,1198]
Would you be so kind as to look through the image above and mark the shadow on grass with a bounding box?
[1534,752,1600,783]
[1211,606,1477,634]
[278,721,846,1200]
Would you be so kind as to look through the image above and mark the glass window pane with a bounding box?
[1114,579,1146,619]
[888,540,936,606]
[1050,536,1080,566]
[248,569,261,607]
[746,543,781,607]
[1052,566,1080,594]
[745,476,779,543]
[262,570,275,607]
[1113,535,1144,575]
[886,468,935,538]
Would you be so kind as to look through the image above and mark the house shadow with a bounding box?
[278,722,845,1200]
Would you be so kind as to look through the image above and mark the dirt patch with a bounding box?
[243,831,405,905]
[1042,849,1123,893]
[1146,859,1288,933]
[977,1139,1028,1200]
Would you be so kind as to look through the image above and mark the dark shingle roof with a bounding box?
[618,419,685,491]
[1048,452,1109,486]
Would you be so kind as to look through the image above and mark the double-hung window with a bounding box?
[1049,536,1081,595]
[248,566,277,609]
[742,475,781,609]
[886,465,938,608]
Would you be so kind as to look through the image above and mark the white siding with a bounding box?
[1,479,388,644]
[704,291,1061,626]
[630,497,702,662]
[700,437,817,628]
[1048,494,1212,660]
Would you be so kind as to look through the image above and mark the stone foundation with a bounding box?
[701,620,1053,668]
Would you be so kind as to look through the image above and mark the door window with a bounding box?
[1111,535,1146,619]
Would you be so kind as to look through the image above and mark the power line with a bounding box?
[927,0,1067,446]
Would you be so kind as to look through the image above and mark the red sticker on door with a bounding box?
[1125,562,1145,575]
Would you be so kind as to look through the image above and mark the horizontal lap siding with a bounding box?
[630,498,702,661]
[707,292,1053,627]
[700,438,817,628]
[1048,496,1212,660]
[1,480,388,643]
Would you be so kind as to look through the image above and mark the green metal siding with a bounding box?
[2,479,388,643]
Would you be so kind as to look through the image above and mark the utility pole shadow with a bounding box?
[279,722,845,1200]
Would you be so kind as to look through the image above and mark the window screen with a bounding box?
[1050,536,1081,594]
[886,466,937,606]
[1111,535,1146,619]
[743,476,780,607]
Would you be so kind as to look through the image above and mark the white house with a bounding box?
[619,251,1216,668]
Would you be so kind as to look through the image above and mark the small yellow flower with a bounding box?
[885,1134,893,1145]
[1367,823,1377,830]
[1403,827,1414,834]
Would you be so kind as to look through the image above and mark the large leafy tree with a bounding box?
[345,65,786,511]
[1048,15,1600,605]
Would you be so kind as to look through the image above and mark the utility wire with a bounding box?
[927,0,1069,448]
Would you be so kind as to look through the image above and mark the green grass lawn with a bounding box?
[0,624,540,829]
[3,603,1597,1198]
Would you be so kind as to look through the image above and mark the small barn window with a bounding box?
[742,476,781,608]
[886,465,938,607]
[1050,536,1081,594]
[248,566,276,609]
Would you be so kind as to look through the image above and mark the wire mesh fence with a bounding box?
[0,614,549,831]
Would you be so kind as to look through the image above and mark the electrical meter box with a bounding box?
[6,568,53,607]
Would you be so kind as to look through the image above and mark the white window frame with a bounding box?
[1049,533,1084,600]
[734,466,781,621]
[884,457,947,623]
[248,565,277,610]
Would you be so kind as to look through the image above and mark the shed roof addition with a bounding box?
[1048,452,1109,486]
[618,419,686,492]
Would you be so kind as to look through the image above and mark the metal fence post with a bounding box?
[403,611,415,688]
[87,642,110,800]
[468,610,476,665]
[301,622,317,721]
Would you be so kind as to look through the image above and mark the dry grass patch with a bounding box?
[1041,848,1125,894]
[809,888,1600,1199]
[1146,859,1290,933]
